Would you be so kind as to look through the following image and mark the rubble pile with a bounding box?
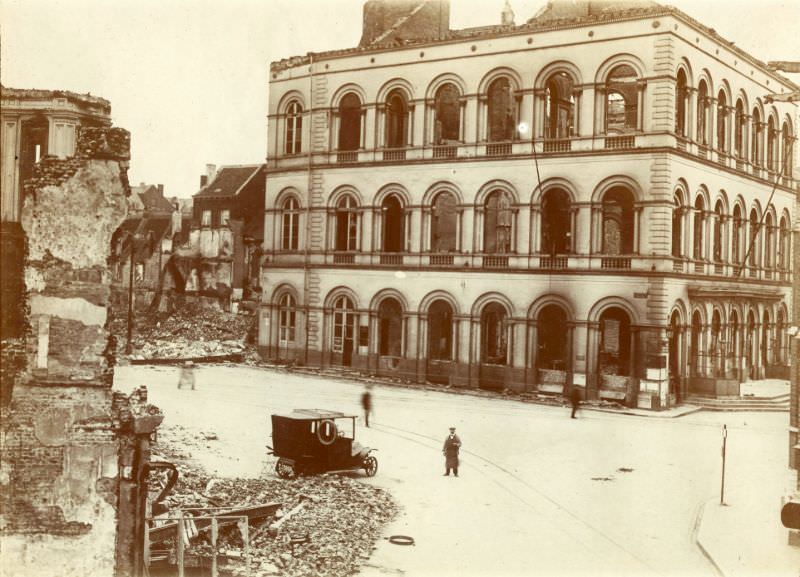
[116,301,258,361]
[151,431,398,577]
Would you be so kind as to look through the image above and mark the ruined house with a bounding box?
[0,86,161,577]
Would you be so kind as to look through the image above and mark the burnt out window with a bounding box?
[434,83,460,143]
[767,117,778,171]
[481,302,507,365]
[378,298,403,357]
[19,116,49,193]
[751,108,763,166]
[483,190,512,253]
[675,69,688,136]
[338,93,362,151]
[540,188,571,255]
[776,309,786,363]
[716,90,727,152]
[711,309,723,375]
[335,195,359,251]
[782,121,794,176]
[545,72,574,139]
[279,293,296,343]
[385,90,408,148]
[281,197,300,250]
[690,311,702,376]
[748,208,759,267]
[697,80,709,145]
[605,65,638,134]
[487,77,515,141]
[285,100,303,155]
[598,307,632,376]
[431,192,457,253]
[601,187,634,255]
[537,305,568,370]
[734,100,745,157]
[713,200,724,263]
[427,299,453,360]
[202,210,212,226]
[764,213,774,268]
[778,216,790,270]
[693,196,705,260]
[732,205,744,264]
[381,195,404,253]
[672,193,684,258]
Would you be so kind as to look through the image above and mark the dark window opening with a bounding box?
[782,122,794,176]
[693,196,705,260]
[20,116,49,193]
[481,302,507,365]
[537,305,568,370]
[378,298,403,357]
[598,307,631,376]
[697,81,709,145]
[381,195,404,252]
[751,108,763,166]
[386,90,408,148]
[339,93,362,151]
[748,208,759,267]
[734,100,745,157]
[545,72,574,139]
[732,205,744,264]
[431,192,457,253]
[428,300,453,361]
[606,65,638,134]
[332,295,356,365]
[285,101,302,155]
[601,187,634,255]
[711,310,723,375]
[434,83,460,143]
[675,70,688,136]
[767,117,777,171]
[484,190,512,253]
[487,77,515,142]
[690,311,702,376]
[672,193,683,257]
[716,90,727,152]
[761,311,770,366]
[764,213,774,268]
[541,188,570,255]
[713,200,724,262]
[335,195,359,251]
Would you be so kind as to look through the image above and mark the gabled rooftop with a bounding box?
[194,165,264,199]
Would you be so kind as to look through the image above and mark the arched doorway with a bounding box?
[597,307,633,393]
[426,299,454,384]
[332,295,356,366]
[479,302,508,390]
[668,311,682,402]
[536,305,569,391]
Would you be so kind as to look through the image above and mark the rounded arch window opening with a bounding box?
[338,93,362,152]
[601,187,634,255]
[537,305,568,371]
[427,299,454,361]
[431,191,458,253]
[378,298,403,357]
[381,195,404,253]
[598,307,632,377]
[335,195,359,252]
[487,77,515,142]
[605,64,638,134]
[386,89,408,149]
[675,69,688,136]
[481,302,508,365]
[484,190,513,254]
[332,295,356,366]
[541,188,571,255]
[434,83,460,144]
[545,72,575,139]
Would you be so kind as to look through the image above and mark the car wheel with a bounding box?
[363,455,378,477]
[276,459,297,479]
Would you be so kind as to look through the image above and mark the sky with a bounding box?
[2,0,798,198]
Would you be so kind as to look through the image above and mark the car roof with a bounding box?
[272,409,356,421]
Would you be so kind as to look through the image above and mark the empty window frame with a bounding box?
[697,80,709,145]
[598,307,632,376]
[748,208,760,267]
[335,195,359,251]
[716,90,728,152]
[675,69,688,136]
[338,93,362,151]
[734,99,746,158]
[430,191,458,253]
[385,89,408,148]
[540,188,571,255]
[712,200,724,263]
[202,209,212,226]
[427,299,453,360]
[434,83,460,144]
[537,304,568,371]
[284,100,303,155]
[751,108,763,166]
[782,121,794,176]
[381,195,404,252]
[378,298,403,357]
[545,72,574,139]
[672,192,684,258]
[693,196,705,260]
[481,302,507,365]
[605,65,638,134]
[332,295,356,358]
[601,187,634,255]
[487,77,515,142]
[778,216,790,270]
[483,190,512,253]
[767,116,778,171]
[732,205,744,265]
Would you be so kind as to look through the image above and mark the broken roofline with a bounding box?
[268,4,800,92]
[0,85,112,113]
[194,164,264,199]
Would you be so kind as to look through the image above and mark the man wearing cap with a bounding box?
[442,426,461,477]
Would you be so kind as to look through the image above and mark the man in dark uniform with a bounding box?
[570,386,582,418]
[361,385,373,427]
[442,426,461,477]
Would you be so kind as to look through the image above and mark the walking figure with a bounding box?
[570,386,581,418]
[178,361,195,390]
[361,385,373,427]
[442,426,461,477]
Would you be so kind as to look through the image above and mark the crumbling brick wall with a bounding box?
[0,126,158,577]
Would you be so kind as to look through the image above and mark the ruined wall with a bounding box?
[359,0,450,47]
[0,126,145,577]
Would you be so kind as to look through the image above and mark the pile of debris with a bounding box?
[150,433,398,577]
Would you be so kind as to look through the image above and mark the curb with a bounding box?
[692,499,726,577]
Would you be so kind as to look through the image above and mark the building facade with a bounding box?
[259,0,797,410]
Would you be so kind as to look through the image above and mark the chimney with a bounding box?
[206,163,217,184]
[157,184,164,197]
[200,174,208,188]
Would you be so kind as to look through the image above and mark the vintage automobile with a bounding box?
[267,409,378,478]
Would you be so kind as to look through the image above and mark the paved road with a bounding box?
[114,364,788,577]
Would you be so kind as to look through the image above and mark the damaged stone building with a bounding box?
[260,0,796,409]
[1,86,161,576]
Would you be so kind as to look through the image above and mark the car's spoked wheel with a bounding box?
[276,458,297,479]
[363,455,378,477]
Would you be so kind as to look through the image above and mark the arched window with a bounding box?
[545,72,575,139]
[483,190,512,253]
[335,195,359,251]
[713,199,724,263]
[764,212,774,269]
[606,65,638,134]
[481,302,507,365]
[434,83,460,143]
[541,188,571,255]
[431,192,458,253]
[730,310,740,363]
[672,192,684,258]
[281,197,300,251]
[697,80,709,145]
[338,93,362,151]
[690,310,703,376]
[428,300,453,361]
[778,215,790,270]
[746,310,757,375]
[668,311,681,398]
[711,310,723,375]
[748,208,759,267]
[599,307,632,376]
[378,298,403,357]
[386,89,408,148]
[675,69,688,136]
[487,77,515,142]
[761,310,771,367]
[783,121,794,177]
[732,205,744,265]
[734,99,745,158]
[284,100,302,155]
[716,90,727,152]
[537,305,568,371]
[767,116,777,171]
[602,187,634,255]
[381,195,404,252]
[278,293,297,344]
[751,108,763,166]
[693,196,705,260]
[332,295,356,365]
[776,309,786,364]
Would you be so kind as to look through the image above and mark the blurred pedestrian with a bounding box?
[361,385,373,427]
[178,361,195,390]
[570,386,581,418]
[442,426,461,477]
